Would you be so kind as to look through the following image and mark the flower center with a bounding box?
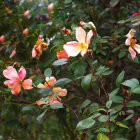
[78,42,87,49]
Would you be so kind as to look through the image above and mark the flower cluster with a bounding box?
[125,29,140,59]
[36,77,67,105]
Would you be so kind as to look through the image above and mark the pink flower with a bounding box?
[36,77,67,106]
[63,27,93,57]
[3,66,33,95]
[48,3,55,11]
[10,48,16,58]
[57,49,69,60]
[125,29,140,59]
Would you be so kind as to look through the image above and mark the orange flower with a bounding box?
[36,77,67,106]
[108,60,114,64]
[57,49,69,60]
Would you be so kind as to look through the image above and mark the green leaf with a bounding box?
[98,115,109,122]
[50,103,63,109]
[116,71,125,87]
[118,52,126,59]
[52,59,68,66]
[113,138,129,140]
[91,113,101,119]
[126,100,140,107]
[106,100,112,109]
[53,78,72,87]
[113,121,128,128]
[36,110,47,123]
[110,96,123,103]
[44,68,52,77]
[41,97,51,102]
[22,106,34,111]
[39,88,52,96]
[110,0,119,7]
[97,133,109,140]
[122,78,139,88]
[109,88,120,98]
[80,99,91,108]
[131,87,140,94]
[65,0,72,4]
[81,74,92,92]
[96,128,110,133]
[34,76,44,85]
[124,114,134,121]
[95,66,109,75]
[76,118,95,130]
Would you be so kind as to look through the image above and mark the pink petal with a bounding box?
[3,66,19,80]
[22,79,33,90]
[53,87,67,96]
[134,44,140,54]
[18,66,26,80]
[10,48,16,58]
[11,84,21,95]
[125,38,131,46]
[88,22,96,29]
[130,12,138,17]
[50,100,60,105]
[86,30,93,45]
[63,41,81,57]
[4,80,18,88]
[76,27,86,43]
[80,47,88,57]
[126,29,136,39]
[36,98,48,106]
[129,47,136,60]
[32,47,37,57]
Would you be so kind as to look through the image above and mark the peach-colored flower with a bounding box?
[3,66,33,95]
[32,37,48,57]
[36,77,67,105]
[57,49,69,60]
[125,29,140,59]
[63,27,93,57]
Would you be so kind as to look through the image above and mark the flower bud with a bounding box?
[24,10,30,17]
[65,29,71,35]
[0,35,6,43]
[22,28,29,36]
[48,3,55,11]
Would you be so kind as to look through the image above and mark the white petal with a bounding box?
[134,44,140,54]
[76,27,86,43]
[125,38,131,46]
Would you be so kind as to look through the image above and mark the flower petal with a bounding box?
[10,48,16,58]
[3,66,19,80]
[32,47,37,57]
[86,30,93,45]
[125,38,131,46]
[22,79,33,90]
[36,98,48,106]
[80,46,88,57]
[37,83,45,88]
[63,41,81,57]
[126,29,136,39]
[18,66,26,80]
[57,49,69,60]
[11,84,21,95]
[53,87,67,96]
[129,47,136,60]
[45,77,56,88]
[76,27,86,43]
[4,80,18,88]
[134,44,140,54]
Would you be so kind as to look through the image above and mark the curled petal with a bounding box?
[22,79,33,90]
[134,44,140,54]
[3,66,19,80]
[80,46,88,57]
[45,77,56,88]
[4,80,18,88]
[37,83,45,88]
[36,98,48,106]
[129,47,136,60]
[53,87,67,96]
[64,41,81,57]
[11,84,21,95]
[18,66,26,80]
[125,38,131,46]
[32,47,37,57]
[126,29,136,39]
[76,27,86,43]
[86,30,93,45]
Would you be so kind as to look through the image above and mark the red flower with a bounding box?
[57,49,69,60]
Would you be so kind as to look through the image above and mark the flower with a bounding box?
[48,3,55,11]
[0,35,6,43]
[125,29,140,59]
[24,10,30,17]
[22,28,29,36]
[80,21,96,29]
[32,37,48,57]
[130,8,140,26]
[3,66,33,95]
[36,77,67,105]
[63,27,93,57]
[57,49,69,60]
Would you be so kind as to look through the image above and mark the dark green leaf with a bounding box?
[98,115,109,122]
[116,71,125,87]
[44,68,52,77]
[97,133,109,140]
[50,103,63,109]
[54,78,72,87]
[52,59,68,66]
[80,99,91,108]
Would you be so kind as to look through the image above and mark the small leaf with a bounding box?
[110,96,123,103]
[110,0,119,7]
[81,74,92,92]
[76,118,95,130]
[96,128,110,133]
[113,138,129,140]
[52,59,68,66]
[65,0,72,4]
[54,78,72,87]
[113,121,128,128]
[116,71,125,87]
[22,106,34,111]
[106,100,112,109]
[122,78,139,88]
[50,103,63,109]
[36,110,47,123]
[44,68,52,77]
[126,101,140,107]
[98,115,109,122]
[39,88,52,96]
[109,88,119,98]
[124,114,134,121]
[80,99,91,108]
[97,133,109,140]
